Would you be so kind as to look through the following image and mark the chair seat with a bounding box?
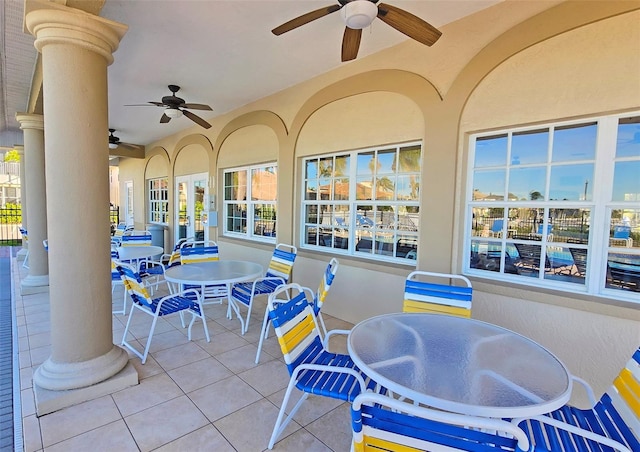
[143,294,201,317]
[232,279,281,306]
[518,394,640,451]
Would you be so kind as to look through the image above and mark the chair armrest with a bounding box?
[292,363,368,395]
[242,276,286,293]
[322,329,351,349]
[571,375,597,407]
[156,288,202,311]
[514,415,632,452]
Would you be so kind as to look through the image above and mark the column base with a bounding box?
[34,361,138,416]
[21,274,50,295]
[16,248,28,262]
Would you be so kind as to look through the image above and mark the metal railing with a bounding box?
[0,204,22,245]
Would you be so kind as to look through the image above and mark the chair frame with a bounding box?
[117,262,210,364]
[266,283,374,449]
[351,392,530,452]
[231,243,297,335]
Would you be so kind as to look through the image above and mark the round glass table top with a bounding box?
[164,260,263,285]
[348,313,571,418]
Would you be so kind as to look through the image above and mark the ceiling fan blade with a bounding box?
[160,113,171,123]
[377,3,442,46]
[342,27,362,62]
[125,103,162,107]
[120,143,145,151]
[272,4,341,35]
[183,103,213,111]
[183,110,212,129]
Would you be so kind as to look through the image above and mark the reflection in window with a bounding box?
[466,113,640,303]
[302,142,420,263]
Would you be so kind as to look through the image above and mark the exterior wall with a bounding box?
[114,1,640,405]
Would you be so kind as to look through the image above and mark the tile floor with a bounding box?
[13,261,356,451]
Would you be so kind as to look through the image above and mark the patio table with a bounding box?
[348,313,572,418]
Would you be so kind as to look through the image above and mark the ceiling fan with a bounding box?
[272,0,442,62]
[108,129,144,151]
[126,85,213,129]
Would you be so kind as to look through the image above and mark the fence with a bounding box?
[0,204,22,245]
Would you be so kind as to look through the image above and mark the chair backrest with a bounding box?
[613,225,632,239]
[569,247,587,276]
[113,223,129,238]
[111,249,120,277]
[265,243,297,282]
[351,392,530,452]
[268,283,322,375]
[313,258,339,315]
[120,233,152,247]
[598,346,640,447]
[19,227,27,241]
[403,271,472,318]
[491,219,504,234]
[116,262,153,309]
[180,241,219,264]
[165,237,194,267]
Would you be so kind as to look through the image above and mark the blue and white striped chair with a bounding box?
[515,345,640,452]
[403,271,472,318]
[255,257,339,363]
[266,283,378,449]
[231,243,297,334]
[179,240,228,305]
[351,392,530,452]
[120,231,152,247]
[19,227,29,269]
[117,262,210,364]
[111,249,128,315]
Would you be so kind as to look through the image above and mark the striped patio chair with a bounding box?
[255,257,339,364]
[120,231,152,247]
[117,262,210,364]
[351,392,530,452]
[231,243,297,334]
[515,345,640,452]
[19,227,29,269]
[179,240,228,305]
[111,249,127,315]
[403,271,473,318]
[266,283,378,449]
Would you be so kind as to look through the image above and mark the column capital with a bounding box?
[15,112,44,131]
[25,0,127,65]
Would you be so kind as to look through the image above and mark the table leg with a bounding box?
[226,283,245,332]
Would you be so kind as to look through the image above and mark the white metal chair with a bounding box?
[255,257,339,363]
[351,392,531,452]
[230,243,297,334]
[403,270,473,317]
[117,262,210,364]
[514,345,640,452]
[179,240,228,305]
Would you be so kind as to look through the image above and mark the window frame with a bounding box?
[300,141,421,265]
[147,177,169,225]
[463,112,640,304]
[222,163,278,243]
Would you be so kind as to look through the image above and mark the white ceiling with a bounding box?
[1,0,503,149]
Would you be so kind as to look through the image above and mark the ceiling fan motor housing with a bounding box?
[343,0,378,29]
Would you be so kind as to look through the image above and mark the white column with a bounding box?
[16,113,49,294]
[15,145,28,261]
[25,0,136,415]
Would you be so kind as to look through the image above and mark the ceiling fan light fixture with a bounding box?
[165,108,183,119]
[108,142,118,149]
[342,0,377,29]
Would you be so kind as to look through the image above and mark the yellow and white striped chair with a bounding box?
[403,271,472,318]
[515,345,640,452]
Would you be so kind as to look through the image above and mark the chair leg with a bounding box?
[255,308,271,364]
[120,304,145,362]
[187,308,210,342]
[268,379,309,449]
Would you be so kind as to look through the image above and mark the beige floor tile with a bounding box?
[152,341,210,371]
[25,320,50,336]
[237,359,289,397]
[196,330,249,356]
[129,354,165,380]
[189,375,262,422]
[29,344,50,366]
[39,395,122,447]
[145,328,191,353]
[20,366,33,390]
[112,373,184,417]
[268,389,344,427]
[155,424,235,451]
[20,387,35,417]
[167,356,233,393]
[125,395,209,451]
[26,331,50,349]
[215,343,261,374]
[214,398,301,452]
[305,403,353,452]
[21,414,43,452]
[44,420,139,452]
[271,428,334,452]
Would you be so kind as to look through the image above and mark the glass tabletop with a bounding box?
[348,313,572,418]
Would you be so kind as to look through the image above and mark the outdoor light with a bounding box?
[342,0,378,29]
[108,142,118,149]
[164,108,183,119]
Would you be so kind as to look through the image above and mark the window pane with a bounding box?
[609,208,638,249]
[377,149,395,174]
[511,129,548,165]
[305,180,318,200]
[398,146,421,172]
[470,240,507,273]
[549,208,590,245]
[543,245,584,284]
[334,178,349,201]
[356,177,373,200]
[616,116,640,158]
[375,176,395,200]
[251,167,277,201]
[552,123,597,162]
[305,159,318,179]
[474,135,507,168]
[612,161,640,202]
[357,152,375,176]
[549,164,593,201]
[606,253,640,292]
[508,167,546,201]
[305,204,319,224]
[397,175,418,201]
[226,203,246,232]
[335,155,349,177]
[319,157,333,177]
[473,169,506,201]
